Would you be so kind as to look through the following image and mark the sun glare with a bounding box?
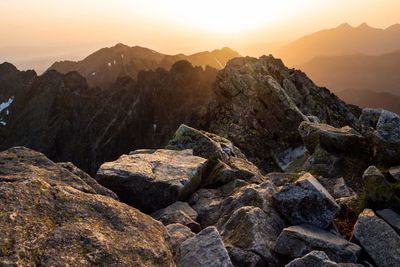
[146,0,312,34]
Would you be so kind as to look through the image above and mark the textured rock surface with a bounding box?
[274,225,361,263]
[376,209,400,233]
[285,251,338,267]
[318,177,353,199]
[299,122,366,154]
[266,172,304,187]
[359,108,400,165]
[176,226,233,267]
[219,206,284,267]
[273,173,340,228]
[0,147,175,266]
[96,149,206,213]
[166,223,195,256]
[152,201,201,232]
[57,162,118,200]
[353,209,400,267]
[389,166,400,181]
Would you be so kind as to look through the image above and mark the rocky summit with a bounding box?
[1,52,400,266]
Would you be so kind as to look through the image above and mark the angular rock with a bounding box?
[166,124,245,161]
[58,162,118,200]
[188,188,225,227]
[176,226,233,267]
[266,172,304,187]
[0,147,175,266]
[166,223,195,256]
[273,173,340,228]
[219,206,284,267]
[353,209,400,267]
[376,209,400,233]
[285,251,338,267]
[389,166,400,182]
[96,149,207,213]
[302,145,343,178]
[318,177,353,199]
[151,201,201,232]
[359,108,400,165]
[203,158,267,187]
[217,181,280,226]
[298,122,367,155]
[362,166,400,211]
[274,225,361,263]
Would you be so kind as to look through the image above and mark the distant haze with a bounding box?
[1,0,400,72]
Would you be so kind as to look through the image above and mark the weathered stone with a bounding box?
[273,173,340,228]
[266,172,304,187]
[376,209,400,233]
[298,122,367,155]
[188,188,224,227]
[362,166,400,211]
[58,162,118,200]
[274,225,361,263]
[166,223,195,256]
[359,108,400,165]
[219,206,284,267]
[217,181,279,226]
[176,226,233,267]
[96,149,206,213]
[354,209,400,267]
[389,166,400,182]
[0,147,175,266]
[285,251,338,267]
[152,201,201,232]
[318,177,353,199]
[302,145,343,178]
[166,124,245,161]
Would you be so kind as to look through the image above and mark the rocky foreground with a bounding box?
[1,109,399,266]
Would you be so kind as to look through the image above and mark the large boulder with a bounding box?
[376,209,400,233]
[151,201,201,232]
[96,149,207,213]
[274,225,361,263]
[0,147,175,266]
[273,173,340,228]
[298,122,367,155]
[166,124,245,161]
[353,209,400,267]
[359,108,400,165]
[176,226,233,267]
[218,206,284,267]
[362,166,400,211]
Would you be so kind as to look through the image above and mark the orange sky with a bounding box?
[1,0,400,56]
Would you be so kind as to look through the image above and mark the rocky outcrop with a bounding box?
[96,149,206,213]
[273,173,340,228]
[176,226,233,267]
[166,223,195,256]
[0,147,175,266]
[353,209,400,267]
[274,225,361,263]
[207,56,359,172]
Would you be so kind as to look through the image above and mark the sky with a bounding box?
[1,0,400,58]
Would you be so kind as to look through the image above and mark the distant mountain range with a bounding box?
[276,23,400,66]
[49,44,240,87]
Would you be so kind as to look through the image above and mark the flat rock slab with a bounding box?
[177,226,233,267]
[96,149,206,213]
[273,173,340,228]
[353,209,400,267]
[274,224,361,263]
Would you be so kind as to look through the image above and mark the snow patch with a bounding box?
[214,58,224,68]
[108,62,112,67]
[0,121,6,126]
[92,72,96,76]
[277,146,306,170]
[0,97,14,113]
[114,60,117,65]
[6,110,9,115]
[121,54,124,58]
